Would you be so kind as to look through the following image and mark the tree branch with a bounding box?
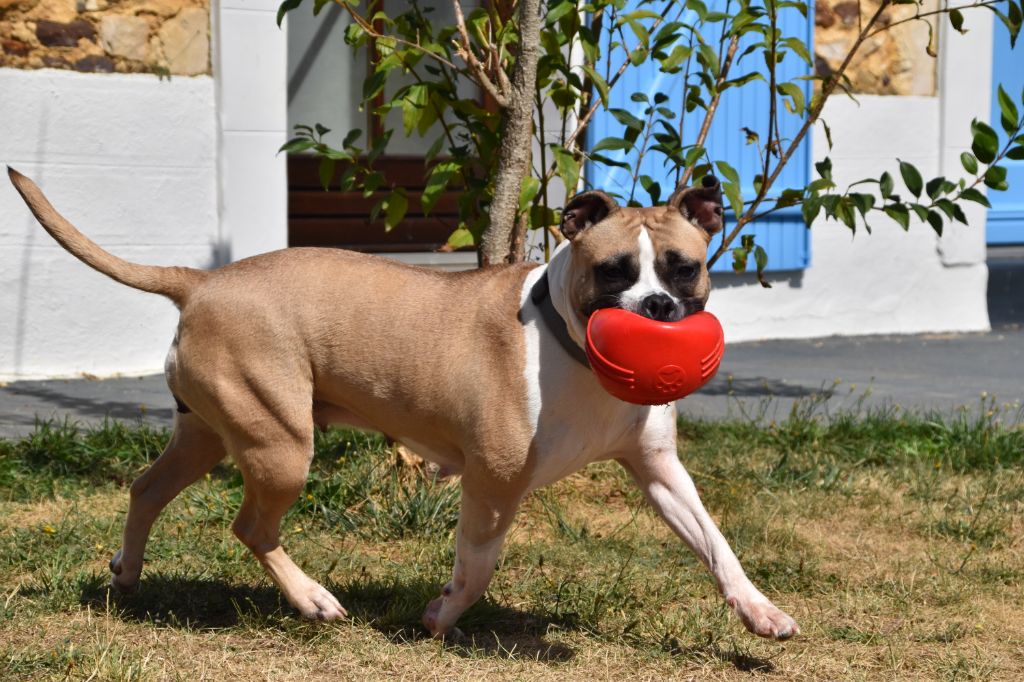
[707,0,893,267]
[676,33,741,190]
[479,0,545,265]
[453,0,510,107]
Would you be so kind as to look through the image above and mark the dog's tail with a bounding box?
[7,167,207,306]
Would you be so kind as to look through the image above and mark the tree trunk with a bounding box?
[478,0,543,266]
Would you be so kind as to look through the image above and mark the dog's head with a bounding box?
[559,175,724,324]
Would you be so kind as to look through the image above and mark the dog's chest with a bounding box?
[519,269,665,490]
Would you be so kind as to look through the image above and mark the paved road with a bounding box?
[2,326,1020,439]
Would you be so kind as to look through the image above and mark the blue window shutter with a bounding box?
[988,19,1024,246]
[585,1,813,271]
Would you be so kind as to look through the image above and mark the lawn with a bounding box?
[1,399,1022,680]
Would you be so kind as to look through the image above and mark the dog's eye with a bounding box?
[595,261,630,282]
[598,264,624,280]
[675,264,698,280]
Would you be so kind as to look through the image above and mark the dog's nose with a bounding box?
[639,293,677,321]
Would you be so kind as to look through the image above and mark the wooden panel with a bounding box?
[289,217,456,250]
[287,155,466,252]
[289,190,461,216]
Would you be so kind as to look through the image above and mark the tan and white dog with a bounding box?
[8,167,798,640]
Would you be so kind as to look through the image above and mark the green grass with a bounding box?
[0,402,1022,680]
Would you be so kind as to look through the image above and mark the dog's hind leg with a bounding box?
[228,430,347,621]
[422,478,522,637]
[110,411,226,592]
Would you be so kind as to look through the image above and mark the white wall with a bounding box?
[217,0,289,261]
[0,69,219,380]
[712,94,990,342]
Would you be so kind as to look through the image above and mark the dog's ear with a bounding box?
[668,175,725,237]
[559,191,620,240]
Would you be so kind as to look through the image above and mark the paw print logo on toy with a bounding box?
[654,365,687,395]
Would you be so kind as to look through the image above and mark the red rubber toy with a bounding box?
[585,308,724,405]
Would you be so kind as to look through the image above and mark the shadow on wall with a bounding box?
[988,247,1024,330]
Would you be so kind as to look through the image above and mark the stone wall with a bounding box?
[0,0,208,75]
[815,0,938,95]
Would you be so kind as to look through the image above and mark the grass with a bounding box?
[0,399,1022,680]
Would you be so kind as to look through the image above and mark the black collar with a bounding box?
[528,271,591,368]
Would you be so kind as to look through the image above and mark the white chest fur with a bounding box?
[519,256,676,491]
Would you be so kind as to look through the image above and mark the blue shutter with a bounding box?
[585,1,813,271]
[988,20,1024,245]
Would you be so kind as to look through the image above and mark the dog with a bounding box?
[7,167,798,640]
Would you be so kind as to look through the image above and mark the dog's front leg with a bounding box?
[422,481,522,638]
[618,438,799,640]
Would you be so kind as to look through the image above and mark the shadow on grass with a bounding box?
[74,573,775,670]
[77,573,288,629]
[75,572,578,663]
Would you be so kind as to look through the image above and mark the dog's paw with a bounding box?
[727,594,800,640]
[422,595,445,635]
[108,550,139,594]
[291,581,347,621]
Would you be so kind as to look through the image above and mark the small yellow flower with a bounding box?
[204,473,211,481]
[293,526,303,534]
[42,525,56,534]
[934,461,942,470]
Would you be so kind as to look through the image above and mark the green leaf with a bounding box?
[279,137,316,154]
[880,171,894,198]
[970,120,999,164]
[384,189,408,231]
[776,82,805,115]
[753,245,772,288]
[801,195,821,226]
[960,152,978,175]
[925,176,947,200]
[714,160,740,186]
[884,204,910,230]
[959,187,991,208]
[276,0,303,27]
[591,137,633,154]
[552,146,581,194]
[660,44,692,73]
[731,246,749,273]
[421,161,460,215]
[1007,146,1024,160]
[519,176,541,213]
[815,157,833,181]
[722,181,744,218]
[581,65,609,107]
[899,160,923,198]
[545,0,576,24]
[998,84,1021,134]
[342,128,362,149]
[781,37,812,67]
[318,157,335,190]
[849,193,875,216]
[446,227,476,250]
[610,108,645,132]
[949,9,965,33]
[926,210,944,236]
[984,165,1009,191]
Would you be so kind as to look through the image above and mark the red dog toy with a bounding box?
[585,309,724,405]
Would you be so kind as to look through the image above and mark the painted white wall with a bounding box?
[712,94,990,342]
[217,0,289,261]
[937,9,994,266]
[0,69,218,380]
